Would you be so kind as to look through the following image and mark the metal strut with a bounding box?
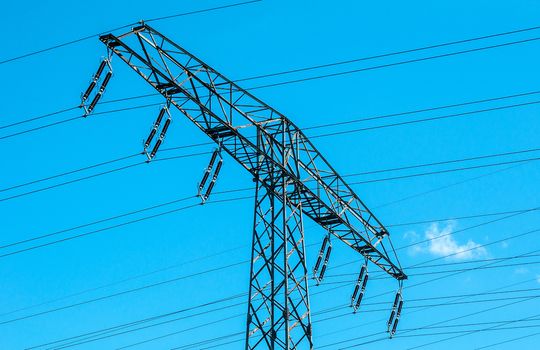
[95,24,407,349]
[80,57,113,116]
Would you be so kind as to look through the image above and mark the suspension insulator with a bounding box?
[203,181,215,200]
[387,310,396,330]
[313,256,323,276]
[149,139,162,159]
[81,60,107,104]
[199,171,211,192]
[323,245,332,265]
[199,150,220,191]
[207,150,219,170]
[360,265,367,280]
[317,245,332,282]
[319,263,328,282]
[352,265,367,304]
[353,273,369,311]
[354,291,364,311]
[155,108,166,127]
[203,159,223,200]
[213,159,223,179]
[144,129,157,149]
[94,60,107,81]
[396,300,403,319]
[144,108,167,149]
[351,284,361,305]
[159,118,171,139]
[387,291,402,330]
[391,300,404,336]
[361,273,369,290]
[313,236,329,276]
[98,71,113,94]
[87,93,102,114]
[392,292,401,309]
[82,81,96,102]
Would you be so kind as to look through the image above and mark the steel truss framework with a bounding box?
[98,23,406,349]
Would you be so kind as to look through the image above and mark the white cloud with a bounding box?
[536,275,540,284]
[514,267,529,275]
[417,222,487,260]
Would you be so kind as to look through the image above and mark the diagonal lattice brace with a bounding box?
[99,24,406,281]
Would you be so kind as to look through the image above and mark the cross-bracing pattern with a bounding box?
[246,127,312,349]
[96,23,407,349]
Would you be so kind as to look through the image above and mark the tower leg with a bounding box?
[245,127,313,349]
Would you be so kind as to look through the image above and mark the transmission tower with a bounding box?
[80,23,407,349]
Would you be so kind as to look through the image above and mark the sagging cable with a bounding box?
[198,148,223,203]
[351,261,369,312]
[80,58,113,116]
[144,104,172,161]
[313,235,332,285]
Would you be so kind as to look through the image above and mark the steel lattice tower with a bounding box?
[82,24,407,349]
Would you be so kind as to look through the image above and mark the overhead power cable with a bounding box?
[2,162,538,260]
[2,101,539,204]
[22,232,540,349]
[3,89,539,196]
[332,295,540,349]
[10,223,539,341]
[0,261,247,326]
[2,42,540,140]
[2,21,540,130]
[0,0,263,66]
[475,330,540,350]
[299,278,540,350]
[0,196,252,259]
[235,25,540,83]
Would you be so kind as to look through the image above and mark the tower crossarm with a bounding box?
[100,24,406,280]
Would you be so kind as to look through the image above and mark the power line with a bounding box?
[324,261,540,282]
[4,89,539,196]
[348,155,540,185]
[372,162,525,210]
[0,196,252,259]
[310,277,540,349]
[475,330,540,350]
[3,44,540,141]
[0,1,262,66]
[235,25,540,83]
[0,246,245,319]
[403,310,540,350]
[0,260,247,326]
[23,233,540,349]
[247,37,540,91]
[2,159,537,260]
[58,286,540,349]
[2,102,539,204]
[332,297,540,349]
[22,229,540,348]
[0,102,162,141]
[310,99,540,139]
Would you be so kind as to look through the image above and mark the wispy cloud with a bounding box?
[514,267,529,275]
[410,221,487,260]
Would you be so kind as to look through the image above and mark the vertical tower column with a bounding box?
[245,126,313,349]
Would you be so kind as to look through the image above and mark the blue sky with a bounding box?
[1,0,540,349]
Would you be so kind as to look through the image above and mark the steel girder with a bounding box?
[98,23,406,349]
[246,127,312,349]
